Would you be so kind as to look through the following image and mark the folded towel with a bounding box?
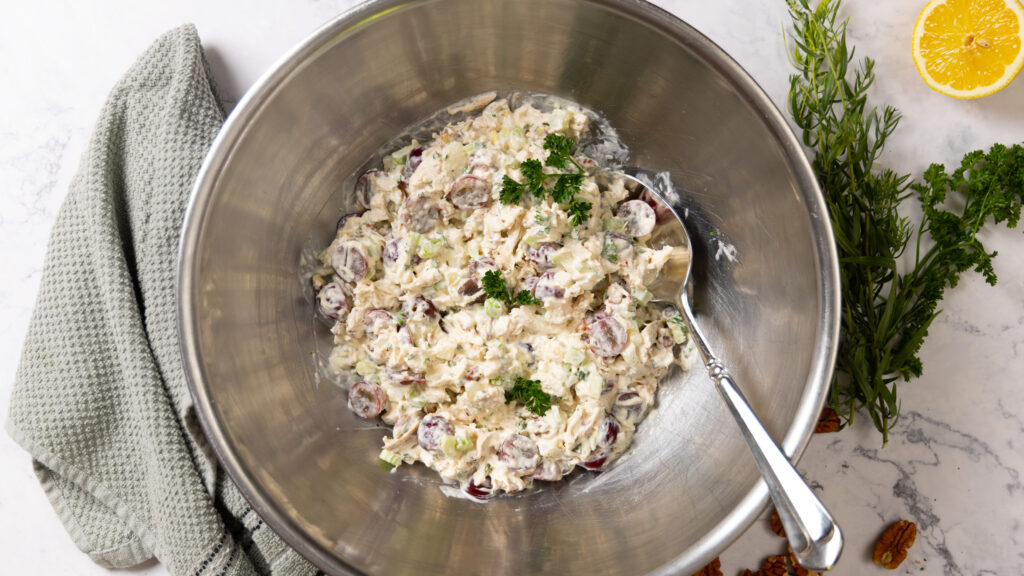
[6,24,319,576]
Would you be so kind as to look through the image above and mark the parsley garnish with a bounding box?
[513,289,542,307]
[481,270,541,309]
[500,175,523,205]
[499,133,591,225]
[567,198,593,227]
[505,376,552,416]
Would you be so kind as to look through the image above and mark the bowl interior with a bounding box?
[179,1,837,574]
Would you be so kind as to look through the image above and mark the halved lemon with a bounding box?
[912,0,1024,98]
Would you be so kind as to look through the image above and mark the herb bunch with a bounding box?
[505,376,552,416]
[500,133,592,225]
[787,0,1024,443]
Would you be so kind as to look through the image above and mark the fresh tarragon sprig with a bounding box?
[500,133,592,225]
[787,0,1024,444]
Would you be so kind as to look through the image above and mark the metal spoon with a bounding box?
[616,169,844,572]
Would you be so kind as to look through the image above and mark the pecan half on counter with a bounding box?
[873,519,917,569]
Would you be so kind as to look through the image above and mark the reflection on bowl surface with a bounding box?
[178,0,840,574]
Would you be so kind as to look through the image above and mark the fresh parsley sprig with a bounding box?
[787,0,1024,444]
[481,269,542,308]
[505,376,552,416]
[500,133,592,225]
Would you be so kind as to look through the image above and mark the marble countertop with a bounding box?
[2,1,1022,574]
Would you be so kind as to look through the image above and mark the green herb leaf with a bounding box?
[513,290,542,307]
[551,173,583,203]
[481,269,542,310]
[566,198,592,227]
[543,133,575,169]
[481,269,509,303]
[520,159,547,198]
[505,376,552,416]
[499,175,523,205]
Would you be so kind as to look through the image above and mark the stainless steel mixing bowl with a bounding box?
[177,0,841,574]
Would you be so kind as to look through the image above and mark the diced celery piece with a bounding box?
[379,448,403,468]
[439,434,459,458]
[565,348,586,366]
[668,318,688,344]
[522,233,541,248]
[602,217,625,232]
[454,436,474,451]
[575,260,591,273]
[355,360,377,377]
[635,289,652,306]
[390,143,414,166]
[551,251,572,268]
[601,237,619,262]
[393,311,407,327]
[418,236,443,259]
[484,298,506,318]
[408,391,426,409]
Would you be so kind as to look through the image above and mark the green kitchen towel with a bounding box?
[6,25,320,576]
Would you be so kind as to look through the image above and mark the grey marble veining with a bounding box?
[2,1,1022,574]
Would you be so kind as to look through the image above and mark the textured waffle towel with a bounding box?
[6,25,319,576]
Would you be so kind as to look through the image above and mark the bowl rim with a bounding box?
[177,0,841,574]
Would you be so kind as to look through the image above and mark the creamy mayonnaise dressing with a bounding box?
[314,97,691,499]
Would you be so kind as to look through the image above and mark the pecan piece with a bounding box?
[814,406,841,433]
[760,555,789,576]
[769,508,786,538]
[738,570,758,576]
[690,557,722,576]
[873,519,917,569]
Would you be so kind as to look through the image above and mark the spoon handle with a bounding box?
[679,298,843,572]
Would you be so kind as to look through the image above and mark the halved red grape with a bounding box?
[465,476,494,500]
[581,452,608,470]
[348,381,387,419]
[618,200,656,237]
[417,414,454,450]
[520,276,540,295]
[448,175,491,209]
[532,459,573,482]
[317,282,349,322]
[527,243,560,271]
[336,212,360,231]
[532,271,565,300]
[499,434,540,472]
[614,391,647,422]
[354,170,380,210]
[587,316,628,357]
[383,237,401,267]
[330,242,369,283]
[639,187,676,223]
[399,196,440,233]
[466,257,497,277]
[363,309,395,339]
[402,146,424,181]
[456,278,480,297]
[596,414,621,447]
